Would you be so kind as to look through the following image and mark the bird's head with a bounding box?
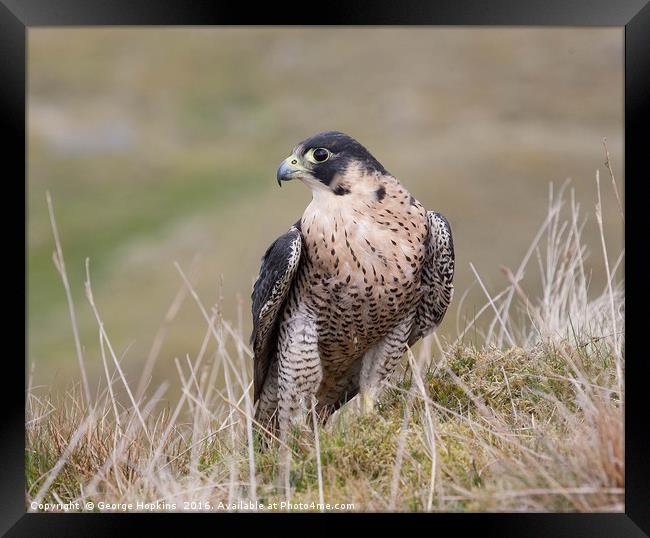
[276,131,388,197]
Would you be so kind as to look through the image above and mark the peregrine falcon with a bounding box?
[251,131,454,433]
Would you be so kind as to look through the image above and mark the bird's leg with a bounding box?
[254,359,280,435]
[362,386,379,414]
[359,345,382,414]
[356,345,377,414]
[275,311,322,494]
[278,427,292,502]
[359,315,415,414]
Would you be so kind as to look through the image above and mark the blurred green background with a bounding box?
[28,28,623,398]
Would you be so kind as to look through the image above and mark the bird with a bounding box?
[250,131,454,437]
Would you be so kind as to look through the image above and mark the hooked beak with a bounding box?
[276,155,308,186]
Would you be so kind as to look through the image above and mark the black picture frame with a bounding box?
[4,0,648,535]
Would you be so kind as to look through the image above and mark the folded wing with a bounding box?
[408,211,455,346]
[251,224,303,402]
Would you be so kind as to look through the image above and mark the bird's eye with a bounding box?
[312,148,330,163]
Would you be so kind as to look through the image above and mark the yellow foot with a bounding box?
[362,391,376,414]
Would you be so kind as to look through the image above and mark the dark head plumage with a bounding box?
[295,131,387,186]
[277,131,388,191]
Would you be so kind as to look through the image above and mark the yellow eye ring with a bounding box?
[306,147,331,163]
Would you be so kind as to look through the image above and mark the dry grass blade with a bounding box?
[46,192,92,409]
[84,258,150,441]
[595,171,622,394]
[469,262,516,347]
[311,397,325,511]
[602,137,624,221]
[136,255,200,401]
[389,365,417,511]
[31,412,96,507]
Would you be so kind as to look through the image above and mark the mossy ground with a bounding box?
[27,335,623,512]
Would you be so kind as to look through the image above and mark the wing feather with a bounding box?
[251,224,302,402]
[409,211,455,346]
